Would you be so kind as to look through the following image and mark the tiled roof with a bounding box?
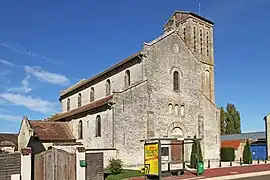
[48,95,113,121]
[221,140,241,150]
[29,121,75,141]
[0,133,18,149]
[221,131,266,141]
[59,52,142,98]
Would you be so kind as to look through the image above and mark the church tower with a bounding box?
[164,11,215,103]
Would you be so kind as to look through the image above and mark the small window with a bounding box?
[96,115,101,137]
[205,70,211,97]
[200,29,203,54]
[173,71,179,91]
[125,70,131,86]
[90,87,95,102]
[206,32,209,56]
[180,105,185,116]
[183,27,186,42]
[175,104,179,115]
[161,147,169,156]
[168,104,173,114]
[78,93,82,107]
[67,98,70,111]
[106,79,111,96]
[194,27,196,52]
[78,120,83,139]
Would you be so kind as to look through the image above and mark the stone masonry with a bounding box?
[54,11,220,167]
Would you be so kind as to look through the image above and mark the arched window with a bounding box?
[96,115,101,137]
[78,93,82,107]
[90,87,95,102]
[183,27,186,42]
[173,71,179,91]
[106,79,111,96]
[180,105,185,116]
[125,70,131,86]
[175,104,179,115]
[206,32,209,56]
[194,26,196,52]
[67,98,70,111]
[200,29,203,54]
[168,104,173,114]
[78,120,83,139]
[204,70,210,97]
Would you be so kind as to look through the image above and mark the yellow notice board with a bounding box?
[144,143,159,175]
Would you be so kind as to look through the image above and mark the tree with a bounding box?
[243,140,252,164]
[220,107,226,135]
[226,103,241,134]
[190,136,203,168]
[219,103,241,135]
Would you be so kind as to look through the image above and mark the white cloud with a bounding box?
[8,75,32,93]
[24,66,70,85]
[0,59,15,67]
[0,42,65,66]
[0,71,10,76]
[0,114,22,122]
[0,93,58,114]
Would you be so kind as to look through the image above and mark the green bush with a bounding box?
[220,147,235,162]
[243,140,252,164]
[190,136,203,168]
[107,157,123,175]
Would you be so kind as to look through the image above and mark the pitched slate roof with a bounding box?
[221,131,266,141]
[48,95,113,121]
[29,121,75,141]
[0,133,18,149]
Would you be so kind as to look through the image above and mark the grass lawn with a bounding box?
[105,169,143,180]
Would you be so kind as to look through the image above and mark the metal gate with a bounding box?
[34,148,75,180]
[85,152,104,180]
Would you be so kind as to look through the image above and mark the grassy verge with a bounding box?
[105,169,143,180]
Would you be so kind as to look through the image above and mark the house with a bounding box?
[221,131,266,161]
[18,10,220,167]
[0,133,18,153]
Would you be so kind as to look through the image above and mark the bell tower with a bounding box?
[164,11,215,102]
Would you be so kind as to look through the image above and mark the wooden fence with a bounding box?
[0,152,21,180]
[34,148,75,180]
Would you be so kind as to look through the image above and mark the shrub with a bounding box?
[220,147,235,162]
[243,140,252,164]
[107,157,123,175]
[190,136,203,168]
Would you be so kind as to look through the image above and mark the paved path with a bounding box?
[129,164,270,179]
[235,175,270,180]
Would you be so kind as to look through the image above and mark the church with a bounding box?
[18,11,220,167]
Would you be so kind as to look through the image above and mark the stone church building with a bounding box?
[18,11,220,167]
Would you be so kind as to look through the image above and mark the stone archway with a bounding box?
[171,127,184,138]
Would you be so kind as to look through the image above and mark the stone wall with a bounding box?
[0,153,21,180]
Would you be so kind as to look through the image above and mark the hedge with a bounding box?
[220,147,235,162]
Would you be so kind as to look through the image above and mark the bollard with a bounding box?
[265,159,267,164]
[219,160,222,167]
[168,162,170,172]
[230,161,232,166]
[208,160,210,168]
[258,158,260,164]
[240,157,242,165]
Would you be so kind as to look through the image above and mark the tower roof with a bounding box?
[164,11,214,29]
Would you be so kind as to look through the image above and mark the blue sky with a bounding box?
[0,0,269,133]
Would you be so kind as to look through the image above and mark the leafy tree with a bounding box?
[220,107,226,135]
[190,136,203,168]
[219,103,241,135]
[243,140,252,164]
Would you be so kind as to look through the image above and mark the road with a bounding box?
[235,175,270,180]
